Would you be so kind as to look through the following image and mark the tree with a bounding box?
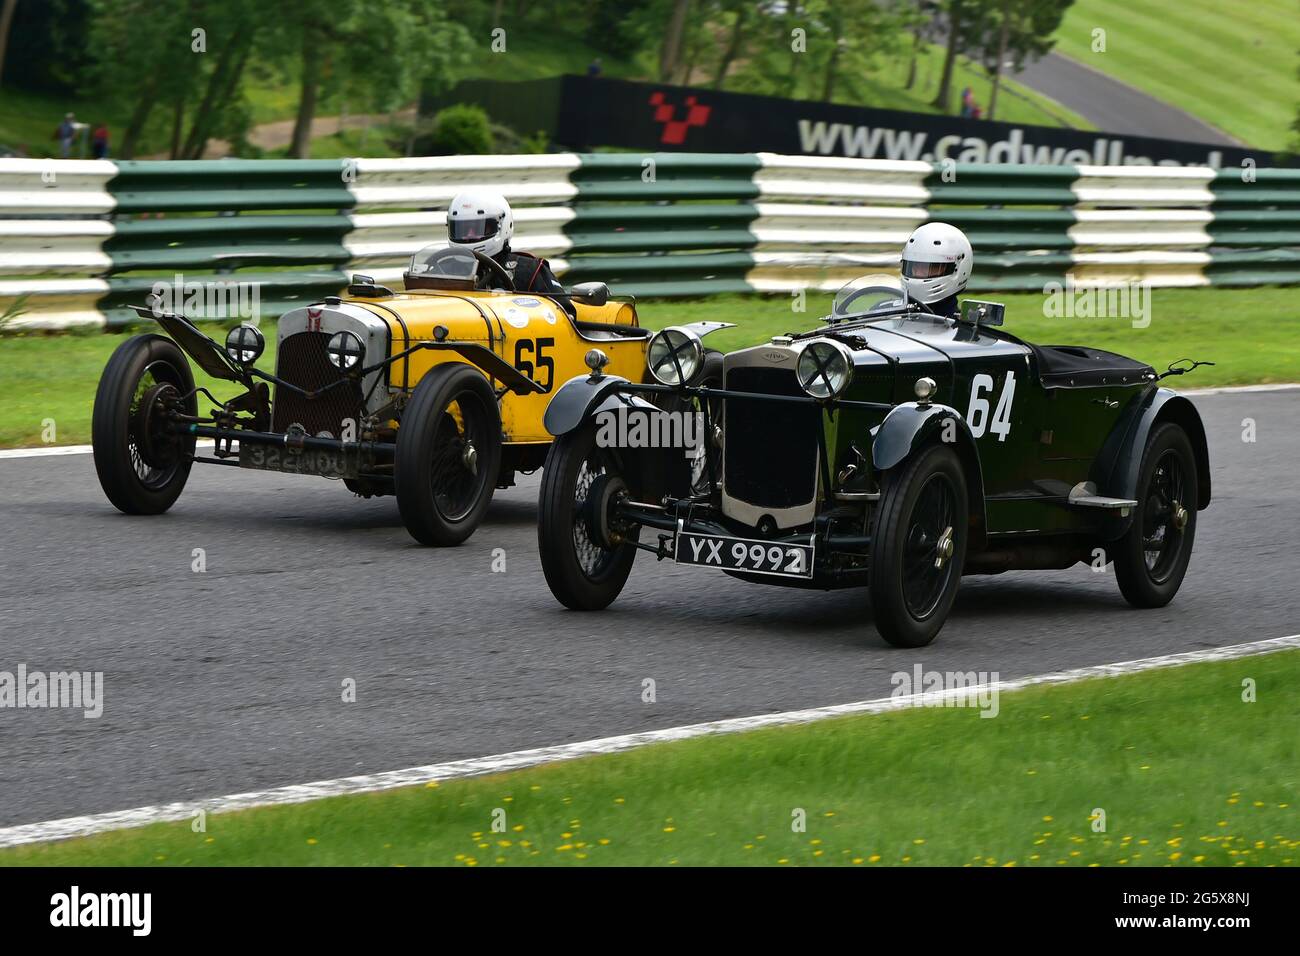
[272,0,470,158]
[711,3,749,89]
[931,0,988,113]
[0,0,17,88]
[976,0,1073,120]
[658,0,690,81]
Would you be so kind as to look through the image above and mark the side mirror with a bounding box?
[569,281,610,307]
[961,299,1005,327]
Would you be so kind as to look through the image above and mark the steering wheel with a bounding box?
[836,285,905,316]
[472,250,515,292]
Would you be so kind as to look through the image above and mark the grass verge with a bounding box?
[1051,0,1300,151]
[2,286,1295,449]
[4,648,1296,866]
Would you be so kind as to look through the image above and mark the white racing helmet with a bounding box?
[900,222,973,305]
[446,190,514,259]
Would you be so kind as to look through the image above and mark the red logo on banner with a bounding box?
[648,92,711,145]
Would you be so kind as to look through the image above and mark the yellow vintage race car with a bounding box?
[90,244,728,545]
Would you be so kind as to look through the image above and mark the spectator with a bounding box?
[586,57,602,78]
[54,113,77,158]
[959,87,975,119]
[91,123,110,159]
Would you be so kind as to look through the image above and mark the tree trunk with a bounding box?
[492,0,505,29]
[289,29,322,158]
[821,29,843,102]
[169,96,184,160]
[987,1,1011,121]
[182,28,249,159]
[712,6,748,89]
[120,79,158,159]
[932,2,963,112]
[0,0,18,87]
[904,28,922,90]
[658,0,690,81]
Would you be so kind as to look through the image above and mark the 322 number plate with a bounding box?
[239,443,359,479]
[674,526,814,579]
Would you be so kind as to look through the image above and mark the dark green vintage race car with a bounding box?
[535,275,1211,647]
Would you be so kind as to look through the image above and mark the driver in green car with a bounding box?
[900,222,974,318]
[445,190,574,316]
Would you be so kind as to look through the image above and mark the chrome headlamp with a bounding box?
[225,324,265,364]
[646,327,704,386]
[796,339,854,399]
[326,330,365,371]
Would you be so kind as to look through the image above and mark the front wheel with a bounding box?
[1111,422,1198,608]
[537,423,639,610]
[869,444,969,648]
[394,363,501,546]
[92,334,197,515]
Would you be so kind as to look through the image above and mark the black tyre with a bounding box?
[92,334,197,515]
[537,423,639,610]
[394,363,501,546]
[1112,422,1198,608]
[869,443,969,648]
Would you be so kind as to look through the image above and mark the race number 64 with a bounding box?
[966,371,1016,441]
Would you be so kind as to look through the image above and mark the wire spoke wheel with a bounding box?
[900,474,958,620]
[395,363,502,547]
[571,447,618,578]
[538,424,639,611]
[93,334,196,515]
[1141,449,1187,580]
[1113,422,1199,609]
[428,396,492,523]
[126,363,185,491]
[869,443,968,648]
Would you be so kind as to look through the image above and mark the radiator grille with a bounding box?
[271,332,366,437]
[723,366,819,509]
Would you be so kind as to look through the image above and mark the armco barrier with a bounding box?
[1,155,1299,329]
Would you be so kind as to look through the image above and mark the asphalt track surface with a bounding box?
[1,388,1296,829]
[1015,52,1242,147]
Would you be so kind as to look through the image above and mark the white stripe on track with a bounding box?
[1,633,1296,850]
[0,441,216,460]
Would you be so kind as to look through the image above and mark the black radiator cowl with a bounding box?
[723,366,819,509]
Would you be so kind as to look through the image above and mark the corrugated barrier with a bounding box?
[1,154,1298,329]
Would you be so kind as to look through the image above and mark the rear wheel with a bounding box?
[394,363,501,546]
[537,423,639,610]
[92,334,197,515]
[869,444,968,648]
[1112,422,1198,608]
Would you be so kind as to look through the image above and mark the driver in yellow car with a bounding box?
[445,189,574,317]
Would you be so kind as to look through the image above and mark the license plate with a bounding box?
[674,525,814,579]
[239,442,359,479]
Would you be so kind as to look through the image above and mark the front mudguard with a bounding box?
[871,401,988,548]
[1093,386,1211,538]
[544,374,660,437]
